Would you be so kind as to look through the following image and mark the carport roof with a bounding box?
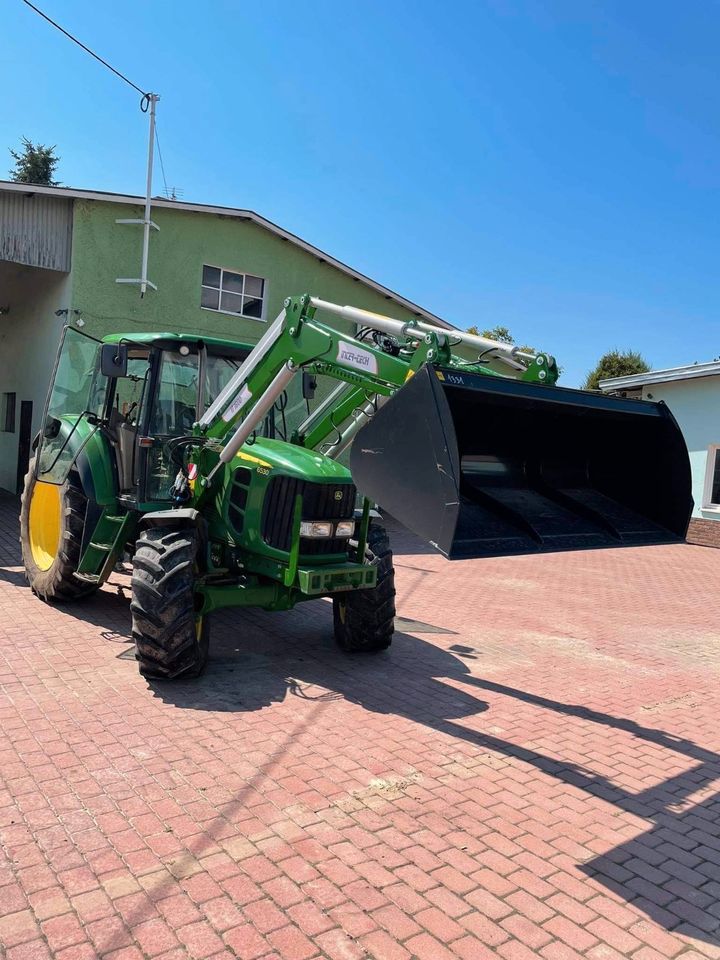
[599,359,720,390]
[0,179,453,330]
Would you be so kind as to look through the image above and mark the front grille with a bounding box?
[261,475,356,554]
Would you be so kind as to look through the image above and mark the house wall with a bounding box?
[0,262,70,492]
[639,376,720,544]
[69,199,424,343]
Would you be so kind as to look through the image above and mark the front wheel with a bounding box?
[20,456,98,602]
[333,524,395,652]
[131,526,209,679]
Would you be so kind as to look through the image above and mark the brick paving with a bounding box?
[1,489,719,959]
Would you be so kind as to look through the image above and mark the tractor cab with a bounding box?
[37,326,252,506]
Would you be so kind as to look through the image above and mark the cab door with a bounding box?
[36,326,107,485]
[106,349,151,496]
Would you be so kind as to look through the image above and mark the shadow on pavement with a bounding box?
[0,565,28,587]
[148,603,720,949]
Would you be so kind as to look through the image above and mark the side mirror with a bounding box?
[101,342,129,378]
[43,416,61,440]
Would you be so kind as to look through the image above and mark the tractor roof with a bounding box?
[102,331,252,352]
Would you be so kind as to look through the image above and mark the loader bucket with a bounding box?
[350,364,692,559]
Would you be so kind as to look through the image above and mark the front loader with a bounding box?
[20,295,692,679]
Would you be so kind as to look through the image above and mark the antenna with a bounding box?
[115,93,161,297]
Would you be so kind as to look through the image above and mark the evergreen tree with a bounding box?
[9,138,60,185]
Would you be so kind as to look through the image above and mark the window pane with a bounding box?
[148,352,199,500]
[242,296,263,318]
[220,291,244,314]
[201,286,220,309]
[151,352,199,436]
[222,271,244,295]
[204,355,242,410]
[244,275,264,298]
[202,265,221,288]
[38,328,108,483]
[712,451,720,504]
[113,356,149,420]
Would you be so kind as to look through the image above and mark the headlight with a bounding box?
[300,521,333,538]
[335,521,355,538]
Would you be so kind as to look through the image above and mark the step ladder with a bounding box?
[75,510,134,585]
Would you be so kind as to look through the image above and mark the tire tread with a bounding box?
[131,527,208,680]
[333,524,395,653]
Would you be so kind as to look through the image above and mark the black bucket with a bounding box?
[350,364,692,558]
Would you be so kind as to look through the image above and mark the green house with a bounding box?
[0,180,450,493]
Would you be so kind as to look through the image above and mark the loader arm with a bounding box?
[196,293,557,476]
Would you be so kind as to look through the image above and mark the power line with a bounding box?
[20,0,149,99]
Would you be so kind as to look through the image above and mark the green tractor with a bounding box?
[21,294,692,679]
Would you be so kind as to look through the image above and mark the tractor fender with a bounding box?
[30,429,116,507]
[354,507,382,520]
[138,510,209,567]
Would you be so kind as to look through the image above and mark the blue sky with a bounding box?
[3,0,718,385]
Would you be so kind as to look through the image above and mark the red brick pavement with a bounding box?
[1,490,719,959]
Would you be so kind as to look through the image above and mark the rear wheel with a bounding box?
[333,524,395,652]
[131,526,209,679]
[20,455,98,602]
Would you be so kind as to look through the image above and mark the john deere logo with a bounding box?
[334,490,343,501]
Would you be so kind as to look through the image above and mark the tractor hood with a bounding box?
[233,437,353,483]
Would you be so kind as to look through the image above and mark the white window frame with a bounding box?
[200,263,267,322]
[702,444,720,511]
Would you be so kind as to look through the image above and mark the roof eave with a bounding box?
[0,179,454,330]
[599,361,720,391]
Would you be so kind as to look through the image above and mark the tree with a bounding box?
[9,137,60,185]
[467,324,514,344]
[582,349,650,391]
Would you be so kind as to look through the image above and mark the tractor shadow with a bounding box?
[150,603,720,949]
[0,565,29,587]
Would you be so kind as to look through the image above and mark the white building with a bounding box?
[600,361,720,547]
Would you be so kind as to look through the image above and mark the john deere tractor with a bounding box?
[21,294,692,679]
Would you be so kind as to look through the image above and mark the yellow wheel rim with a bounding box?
[28,481,62,571]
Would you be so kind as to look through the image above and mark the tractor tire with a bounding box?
[131,526,209,680]
[333,523,395,652]
[19,455,98,602]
